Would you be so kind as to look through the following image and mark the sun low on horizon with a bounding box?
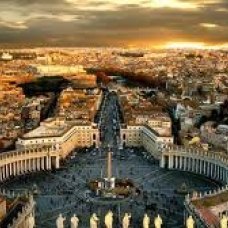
[164,42,206,49]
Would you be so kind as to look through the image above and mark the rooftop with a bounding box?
[144,124,172,137]
[191,190,228,227]
[20,118,97,140]
[22,118,73,139]
[192,191,228,208]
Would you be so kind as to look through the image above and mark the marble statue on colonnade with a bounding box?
[186,215,195,228]
[71,214,79,228]
[154,214,162,228]
[27,213,35,228]
[220,215,228,228]
[143,213,150,228]
[56,214,66,228]
[122,213,131,228]
[90,213,99,228]
[105,210,113,228]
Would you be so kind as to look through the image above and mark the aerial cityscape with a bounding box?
[0,0,227,228]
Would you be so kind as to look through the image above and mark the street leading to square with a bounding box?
[1,91,221,228]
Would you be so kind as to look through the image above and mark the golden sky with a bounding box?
[0,0,227,48]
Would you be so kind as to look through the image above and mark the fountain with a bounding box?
[88,149,138,199]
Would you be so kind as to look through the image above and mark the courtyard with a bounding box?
[1,147,220,228]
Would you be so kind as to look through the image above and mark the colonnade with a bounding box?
[0,147,60,182]
[160,146,228,184]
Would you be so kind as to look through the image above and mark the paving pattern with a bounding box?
[1,148,220,228]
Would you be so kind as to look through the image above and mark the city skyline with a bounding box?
[0,0,228,48]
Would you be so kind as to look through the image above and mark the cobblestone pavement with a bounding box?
[2,148,220,228]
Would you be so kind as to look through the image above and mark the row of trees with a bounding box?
[95,72,111,85]
[196,100,228,128]
[89,67,167,89]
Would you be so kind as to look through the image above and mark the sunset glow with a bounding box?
[0,0,226,48]
[153,0,199,9]
[165,42,207,49]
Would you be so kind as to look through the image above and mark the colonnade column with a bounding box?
[196,159,199,173]
[203,161,206,175]
[220,166,223,181]
[175,156,178,169]
[215,165,218,180]
[168,155,174,169]
[180,156,183,170]
[223,168,226,183]
[46,156,51,170]
[24,159,27,172]
[55,156,60,169]
[16,161,19,175]
[13,162,16,176]
[2,166,5,179]
[160,155,165,168]
[20,160,24,174]
[41,157,45,170]
[219,166,221,180]
[183,157,187,171]
[37,158,40,171]
[29,159,32,171]
[45,157,49,170]
[9,163,12,176]
[210,163,214,178]
[33,159,36,171]
[207,162,210,177]
[0,167,2,181]
[192,158,195,172]
[5,165,9,179]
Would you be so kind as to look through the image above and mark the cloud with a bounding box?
[0,0,227,47]
[0,21,28,30]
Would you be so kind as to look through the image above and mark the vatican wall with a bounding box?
[160,145,228,185]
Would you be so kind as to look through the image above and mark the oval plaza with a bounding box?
[0,89,227,228]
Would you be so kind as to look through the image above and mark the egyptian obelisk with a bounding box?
[107,151,112,180]
[104,150,115,190]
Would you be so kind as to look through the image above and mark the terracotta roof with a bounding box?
[198,208,219,227]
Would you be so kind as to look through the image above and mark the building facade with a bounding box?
[16,118,100,159]
[120,123,173,159]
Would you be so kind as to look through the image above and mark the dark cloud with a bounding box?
[0,0,67,5]
[0,0,227,47]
